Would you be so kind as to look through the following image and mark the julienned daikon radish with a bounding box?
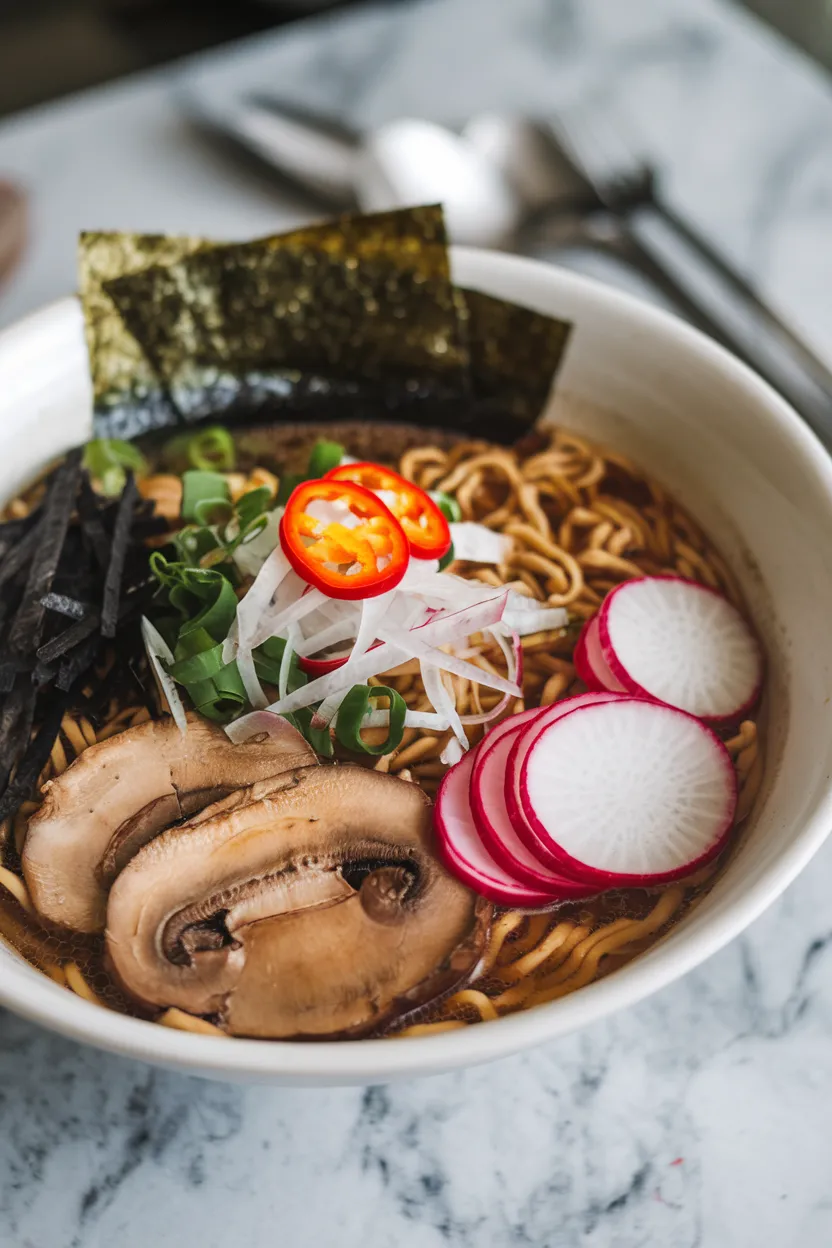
[574,615,627,694]
[470,710,596,897]
[504,691,623,871]
[434,752,558,908]
[519,698,737,886]
[599,576,762,723]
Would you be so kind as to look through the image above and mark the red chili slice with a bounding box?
[326,462,451,560]
[298,641,383,677]
[279,479,408,600]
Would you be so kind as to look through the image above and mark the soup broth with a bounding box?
[0,419,764,1039]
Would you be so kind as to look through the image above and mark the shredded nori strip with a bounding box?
[6,450,83,657]
[56,633,101,693]
[77,476,112,573]
[0,655,31,694]
[40,592,94,621]
[0,521,42,590]
[0,680,36,797]
[0,692,69,823]
[0,515,33,564]
[36,614,101,664]
[101,473,138,638]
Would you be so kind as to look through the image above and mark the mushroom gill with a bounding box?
[22,712,316,933]
[105,765,491,1039]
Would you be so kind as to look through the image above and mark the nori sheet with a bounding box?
[102,205,472,432]
[461,287,573,430]
[79,230,208,439]
[81,206,574,446]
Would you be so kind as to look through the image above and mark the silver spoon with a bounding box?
[184,93,520,247]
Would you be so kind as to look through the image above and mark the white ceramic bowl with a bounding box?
[2,249,831,1085]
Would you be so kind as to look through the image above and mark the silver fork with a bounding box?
[548,100,832,401]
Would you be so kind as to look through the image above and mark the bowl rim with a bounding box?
[2,246,832,1081]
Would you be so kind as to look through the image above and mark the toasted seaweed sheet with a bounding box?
[79,230,208,438]
[81,205,573,446]
[101,205,473,433]
[461,287,572,430]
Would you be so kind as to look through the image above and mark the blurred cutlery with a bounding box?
[0,181,26,291]
[183,93,832,436]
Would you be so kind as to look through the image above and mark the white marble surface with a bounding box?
[0,1,831,1244]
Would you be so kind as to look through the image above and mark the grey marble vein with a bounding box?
[0,0,830,1244]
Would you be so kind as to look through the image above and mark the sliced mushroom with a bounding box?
[105,765,491,1038]
[22,712,316,933]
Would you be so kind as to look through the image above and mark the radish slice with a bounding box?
[599,576,762,722]
[505,691,624,870]
[471,710,598,897]
[434,752,560,908]
[575,615,627,693]
[520,698,737,885]
[573,618,603,691]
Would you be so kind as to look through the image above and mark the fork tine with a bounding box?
[551,99,832,402]
[548,100,653,208]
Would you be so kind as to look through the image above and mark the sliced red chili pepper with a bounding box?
[298,640,383,677]
[279,479,408,600]
[325,462,451,560]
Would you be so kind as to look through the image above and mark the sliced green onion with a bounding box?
[181,574,238,643]
[187,426,236,472]
[150,555,238,638]
[307,439,344,478]
[236,487,272,531]
[168,639,225,684]
[430,490,462,524]
[161,426,236,473]
[252,637,308,695]
[252,635,286,684]
[335,684,407,756]
[172,525,223,568]
[83,438,148,497]
[181,471,231,523]
[188,662,248,722]
[276,472,305,506]
[438,542,455,572]
[285,708,334,758]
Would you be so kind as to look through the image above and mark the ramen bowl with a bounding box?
[1,247,830,1084]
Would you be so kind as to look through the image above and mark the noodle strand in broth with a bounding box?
[0,426,764,1035]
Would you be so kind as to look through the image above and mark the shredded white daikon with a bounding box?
[448,522,513,564]
[141,617,187,734]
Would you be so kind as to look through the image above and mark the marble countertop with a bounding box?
[0,1,831,1244]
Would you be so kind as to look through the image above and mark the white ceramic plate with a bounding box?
[2,248,832,1085]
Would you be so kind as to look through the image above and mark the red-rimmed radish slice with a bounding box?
[575,614,627,693]
[573,618,602,691]
[505,691,624,871]
[599,576,762,723]
[520,698,737,886]
[471,711,598,897]
[434,752,559,908]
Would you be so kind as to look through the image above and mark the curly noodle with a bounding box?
[0,427,764,1036]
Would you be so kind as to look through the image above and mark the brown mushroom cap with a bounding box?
[105,765,491,1039]
[22,712,316,933]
